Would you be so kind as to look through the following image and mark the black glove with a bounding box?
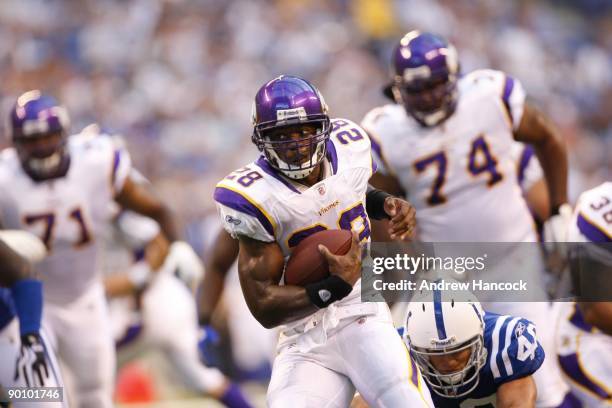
[14,334,50,387]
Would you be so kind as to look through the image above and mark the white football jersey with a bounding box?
[510,142,543,194]
[0,133,131,304]
[567,182,612,243]
[214,118,375,327]
[362,69,536,242]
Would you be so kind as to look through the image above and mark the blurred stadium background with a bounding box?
[0,0,610,407]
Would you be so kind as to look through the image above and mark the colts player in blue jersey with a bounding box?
[403,288,545,407]
[0,231,66,407]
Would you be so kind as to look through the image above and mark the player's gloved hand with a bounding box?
[543,203,573,244]
[14,333,49,387]
[198,325,221,367]
[384,197,416,241]
[543,203,573,276]
[166,241,204,288]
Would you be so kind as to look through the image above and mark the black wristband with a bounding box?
[305,275,353,308]
[366,189,392,220]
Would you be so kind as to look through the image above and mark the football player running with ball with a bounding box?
[214,75,433,407]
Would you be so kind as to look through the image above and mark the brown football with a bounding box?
[284,229,352,286]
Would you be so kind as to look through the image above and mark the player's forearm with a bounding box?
[197,267,226,325]
[0,239,32,286]
[103,274,139,298]
[524,179,550,222]
[115,177,180,241]
[497,377,536,408]
[516,105,568,210]
[532,136,568,211]
[149,205,179,242]
[249,284,318,329]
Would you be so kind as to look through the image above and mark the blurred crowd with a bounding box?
[0,0,610,223]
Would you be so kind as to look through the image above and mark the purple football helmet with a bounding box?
[251,75,331,180]
[391,31,459,127]
[10,90,71,181]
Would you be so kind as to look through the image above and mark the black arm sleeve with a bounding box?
[365,186,392,220]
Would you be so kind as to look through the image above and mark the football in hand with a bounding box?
[284,229,352,286]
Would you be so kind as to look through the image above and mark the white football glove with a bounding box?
[0,230,47,263]
[542,203,573,277]
[543,203,573,243]
[164,241,204,288]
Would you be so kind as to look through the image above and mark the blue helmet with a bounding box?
[251,75,331,180]
[10,90,71,181]
[390,31,459,127]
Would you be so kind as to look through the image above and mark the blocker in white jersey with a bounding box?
[363,32,571,407]
[0,132,130,304]
[0,132,128,408]
[215,76,432,407]
[0,93,179,408]
[363,33,568,244]
[364,68,535,242]
[556,182,612,407]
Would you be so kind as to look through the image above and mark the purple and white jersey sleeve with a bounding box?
[361,106,402,176]
[465,69,527,132]
[213,182,276,243]
[500,73,526,131]
[511,142,543,192]
[109,141,132,194]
